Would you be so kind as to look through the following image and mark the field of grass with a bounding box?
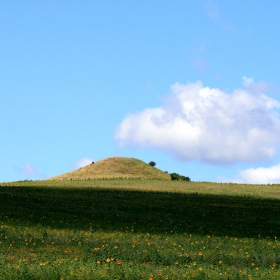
[0,179,279,279]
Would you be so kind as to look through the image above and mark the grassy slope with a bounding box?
[48,157,171,180]
[0,180,280,279]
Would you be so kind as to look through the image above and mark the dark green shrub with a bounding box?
[170,173,191,181]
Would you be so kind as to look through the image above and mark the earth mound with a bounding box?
[48,157,171,180]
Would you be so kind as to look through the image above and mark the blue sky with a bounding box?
[1,0,280,183]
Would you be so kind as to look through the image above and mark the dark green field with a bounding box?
[0,180,279,279]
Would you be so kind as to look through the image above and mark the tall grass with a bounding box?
[0,180,279,279]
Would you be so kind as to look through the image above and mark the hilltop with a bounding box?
[48,157,171,180]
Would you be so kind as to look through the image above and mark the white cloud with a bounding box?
[219,163,280,184]
[75,157,93,169]
[13,162,46,179]
[238,164,280,184]
[115,79,280,164]
[242,76,273,95]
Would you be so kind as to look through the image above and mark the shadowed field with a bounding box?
[0,180,279,279]
[1,184,280,238]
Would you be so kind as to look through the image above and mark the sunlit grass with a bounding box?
[0,180,279,279]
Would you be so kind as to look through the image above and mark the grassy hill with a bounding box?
[48,156,171,180]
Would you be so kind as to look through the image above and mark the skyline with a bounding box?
[1,1,280,184]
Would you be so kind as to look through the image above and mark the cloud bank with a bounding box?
[13,162,46,179]
[238,164,280,184]
[115,78,280,164]
[218,163,280,184]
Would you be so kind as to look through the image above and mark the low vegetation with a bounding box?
[148,161,156,167]
[0,179,279,279]
[170,173,191,181]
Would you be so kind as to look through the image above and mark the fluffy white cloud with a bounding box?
[75,157,93,169]
[13,162,46,179]
[238,164,280,184]
[115,79,280,164]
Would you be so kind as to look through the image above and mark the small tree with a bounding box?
[149,161,156,167]
[170,172,180,180]
[170,172,191,181]
[180,175,191,181]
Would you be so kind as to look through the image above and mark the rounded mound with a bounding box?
[48,157,171,180]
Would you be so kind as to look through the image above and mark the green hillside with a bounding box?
[48,156,171,180]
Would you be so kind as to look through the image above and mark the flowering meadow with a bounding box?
[0,180,279,279]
